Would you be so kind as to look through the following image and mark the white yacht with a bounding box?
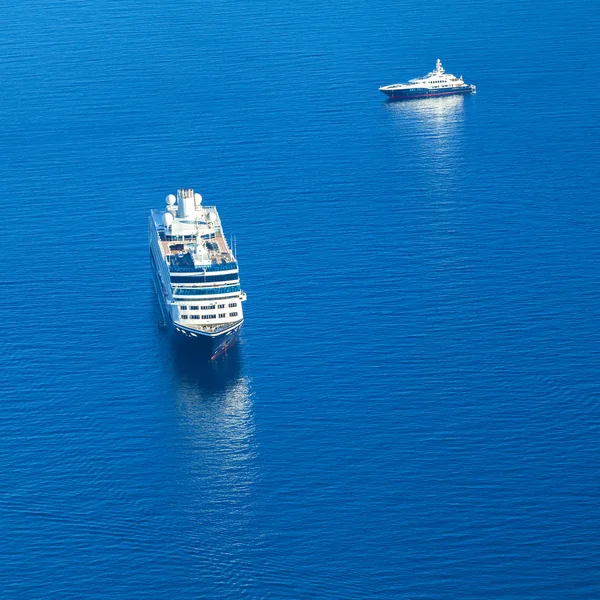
[379,59,475,100]
[149,188,246,360]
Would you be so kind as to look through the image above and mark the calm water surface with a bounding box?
[0,0,599,598]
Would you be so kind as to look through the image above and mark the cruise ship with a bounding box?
[149,188,246,360]
[379,59,475,100]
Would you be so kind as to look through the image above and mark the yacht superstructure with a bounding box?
[149,188,246,359]
[379,59,475,100]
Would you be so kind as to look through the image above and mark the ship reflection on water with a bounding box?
[165,338,258,570]
[166,337,257,503]
[170,338,244,394]
[167,337,255,461]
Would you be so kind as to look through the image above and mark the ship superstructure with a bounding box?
[379,59,475,100]
[149,188,246,359]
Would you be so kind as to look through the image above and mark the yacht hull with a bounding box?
[381,86,474,101]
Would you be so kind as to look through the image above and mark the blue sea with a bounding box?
[1,0,599,597]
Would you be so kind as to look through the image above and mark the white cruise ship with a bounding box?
[379,59,475,100]
[149,188,246,360]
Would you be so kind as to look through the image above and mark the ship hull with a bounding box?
[171,321,242,360]
[381,86,474,100]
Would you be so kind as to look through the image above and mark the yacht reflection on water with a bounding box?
[384,93,466,124]
[383,87,470,273]
[384,94,467,178]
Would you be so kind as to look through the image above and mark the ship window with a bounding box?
[228,302,237,307]
[191,315,200,320]
[201,305,216,310]
[202,314,216,320]
[190,305,199,310]
[181,315,189,319]
[229,312,238,317]
[170,273,239,284]
[218,304,225,309]
[180,306,187,310]
[218,313,226,318]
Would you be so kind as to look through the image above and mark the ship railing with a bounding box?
[186,322,239,334]
[173,285,241,297]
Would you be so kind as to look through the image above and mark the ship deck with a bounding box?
[159,231,235,266]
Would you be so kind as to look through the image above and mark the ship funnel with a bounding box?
[177,188,196,218]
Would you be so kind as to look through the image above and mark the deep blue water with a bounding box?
[1,0,599,597]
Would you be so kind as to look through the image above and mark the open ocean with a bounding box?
[1,0,599,597]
